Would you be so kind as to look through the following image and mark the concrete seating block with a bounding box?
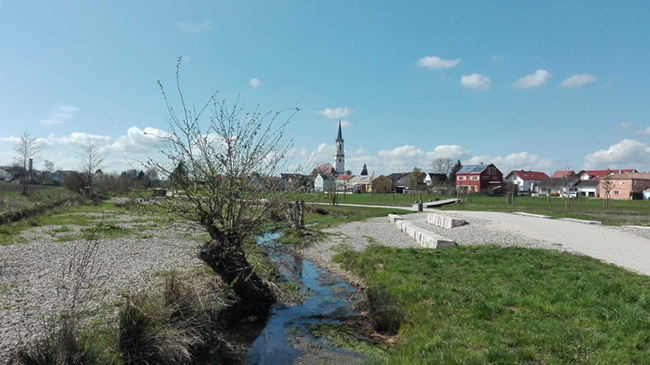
[388,214,403,222]
[394,219,456,249]
[426,213,466,229]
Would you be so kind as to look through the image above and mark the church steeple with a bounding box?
[334,120,345,175]
[336,120,344,142]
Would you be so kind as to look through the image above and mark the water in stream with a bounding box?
[246,232,366,365]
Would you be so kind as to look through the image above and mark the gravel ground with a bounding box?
[0,222,206,362]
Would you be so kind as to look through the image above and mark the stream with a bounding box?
[245,232,367,364]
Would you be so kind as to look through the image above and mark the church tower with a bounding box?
[334,120,345,175]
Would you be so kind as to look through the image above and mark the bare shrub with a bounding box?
[367,286,404,335]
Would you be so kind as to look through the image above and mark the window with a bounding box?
[482,176,488,180]
[523,174,527,177]
[614,190,619,195]
[472,176,478,180]
[339,159,341,162]
[458,176,464,181]
[634,180,637,186]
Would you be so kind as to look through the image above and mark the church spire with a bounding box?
[336,120,344,142]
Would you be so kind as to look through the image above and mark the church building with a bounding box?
[334,120,345,175]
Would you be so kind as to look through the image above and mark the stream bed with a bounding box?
[246,232,367,364]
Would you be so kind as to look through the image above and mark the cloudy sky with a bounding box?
[1,1,649,176]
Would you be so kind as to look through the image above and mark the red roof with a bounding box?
[315,163,335,175]
[580,169,637,180]
[336,175,354,180]
[510,170,549,181]
[551,170,575,178]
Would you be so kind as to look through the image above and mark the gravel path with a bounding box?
[0,223,205,362]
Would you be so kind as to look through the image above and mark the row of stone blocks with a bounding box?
[426,213,466,228]
[388,214,456,249]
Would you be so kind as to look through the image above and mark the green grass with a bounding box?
[288,192,450,207]
[334,245,650,364]
[308,323,387,357]
[440,195,650,226]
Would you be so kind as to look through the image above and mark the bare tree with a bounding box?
[13,131,41,195]
[44,160,55,173]
[148,58,299,317]
[77,139,107,197]
[431,158,453,176]
[602,174,614,208]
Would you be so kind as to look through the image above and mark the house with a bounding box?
[335,175,355,192]
[386,173,410,193]
[505,170,549,194]
[551,170,575,179]
[314,163,336,176]
[574,180,600,198]
[535,175,579,197]
[456,163,503,193]
[280,173,313,191]
[0,168,12,181]
[578,169,637,181]
[348,175,392,193]
[644,187,650,201]
[424,173,448,186]
[314,174,335,192]
[599,172,650,200]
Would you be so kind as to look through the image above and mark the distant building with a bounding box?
[578,169,637,181]
[535,173,580,197]
[314,163,336,176]
[600,172,650,200]
[334,121,345,175]
[348,175,391,193]
[505,170,549,194]
[314,173,335,192]
[456,164,503,193]
[551,170,575,179]
[386,173,410,193]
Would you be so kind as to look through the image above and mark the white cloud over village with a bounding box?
[416,56,461,70]
[614,122,633,130]
[634,127,650,136]
[249,78,262,88]
[513,69,552,89]
[584,139,650,169]
[40,106,78,126]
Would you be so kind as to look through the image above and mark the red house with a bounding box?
[456,163,503,193]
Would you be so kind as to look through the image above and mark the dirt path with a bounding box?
[446,210,650,276]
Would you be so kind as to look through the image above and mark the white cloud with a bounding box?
[355,148,366,156]
[249,78,262,88]
[460,74,491,91]
[416,56,461,70]
[614,122,633,130]
[109,126,169,154]
[175,21,212,33]
[491,55,504,62]
[40,106,78,126]
[513,69,552,89]
[584,139,650,169]
[439,74,448,81]
[634,127,650,136]
[317,107,353,119]
[561,73,598,88]
[426,145,471,160]
[467,152,555,172]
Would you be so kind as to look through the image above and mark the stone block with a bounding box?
[426,213,466,228]
[388,214,403,222]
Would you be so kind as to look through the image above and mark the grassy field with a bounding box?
[439,195,650,226]
[287,192,449,207]
[335,245,650,364]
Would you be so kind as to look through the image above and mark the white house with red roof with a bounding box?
[505,170,550,194]
[314,162,336,176]
[551,170,575,179]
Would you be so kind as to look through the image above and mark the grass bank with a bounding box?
[334,245,650,364]
[439,195,650,226]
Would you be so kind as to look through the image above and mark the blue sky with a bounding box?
[1,1,649,176]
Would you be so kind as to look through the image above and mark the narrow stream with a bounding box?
[246,232,366,365]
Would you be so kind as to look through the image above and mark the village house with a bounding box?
[578,169,637,181]
[574,180,600,197]
[424,173,448,186]
[386,172,410,193]
[505,170,549,194]
[456,163,503,193]
[600,172,650,200]
[314,173,334,192]
[534,172,579,197]
[335,174,355,192]
[348,175,391,193]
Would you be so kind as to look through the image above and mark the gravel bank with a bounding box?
[0,223,205,362]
